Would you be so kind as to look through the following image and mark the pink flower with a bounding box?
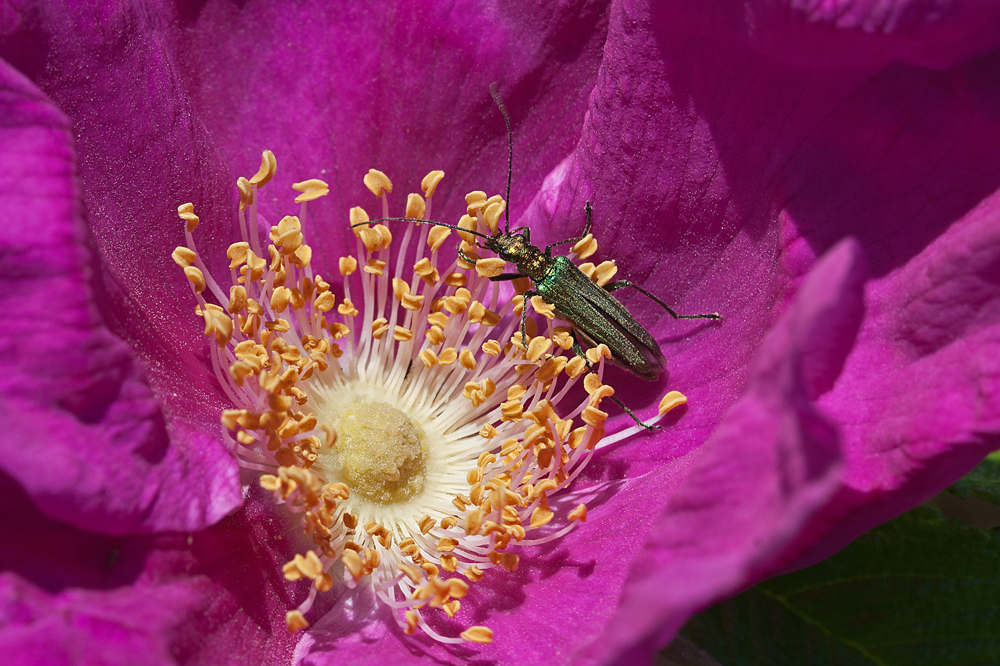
[1,0,998,663]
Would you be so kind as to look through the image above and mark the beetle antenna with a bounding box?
[489,83,513,234]
[351,216,493,241]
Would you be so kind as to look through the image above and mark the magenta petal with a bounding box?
[743,0,1000,69]
[0,475,302,666]
[0,61,240,534]
[793,189,1000,565]
[575,240,867,665]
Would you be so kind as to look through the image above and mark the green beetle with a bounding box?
[355,89,720,427]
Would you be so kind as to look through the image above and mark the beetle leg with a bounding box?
[457,246,477,265]
[543,200,594,256]
[488,272,528,282]
[568,330,661,431]
[603,280,721,321]
[519,289,538,349]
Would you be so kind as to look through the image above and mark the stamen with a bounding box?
[175,157,689,647]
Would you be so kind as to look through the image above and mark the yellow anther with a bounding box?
[392,278,409,300]
[425,325,445,346]
[292,244,312,268]
[447,578,469,599]
[440,515,460,531]
[427,312,448,328]
[461,626,493,644]
[439,348,458,365]
[552,327,574,350]
[413,258,440,285]
[658,390,688,414]
[536,356,567,383]
[226,242,250,268]
[349,207,369,237]
[405,192,426,220]
[200,304,233,346]
[249,149,277,188]
[419,349,439,368]
[358,227,381,253]
[527,336,552,363]
[421,170,445,198]
[375,224,393,249]
[246,252,266,281]
[364,258,386,276]
[270,215,303,254]
[401,292,425,311]
[583,373,604,395]
[530,506,555,529]
[482,340,502,356]
[404,610,419,635]
[568,504,588,522]
[571,233,597,260]
[467,301,500,326]
[270,286,292,313]
[338,299,358,317]
[591,260,618,287]
[443,600,460,617]
[500,400,523,422]
[507,384,527,401]
[453,214,477,245]
[327,323,349,340]
[171,246,196,268]
[436,553,456,572]
[530,295,555,319]
[581,405,609,428]
[236,430,256,446]
[437,537,458,553]
[228,285,248,314]
[342,549,364,581]
[417,515,436,534]
[394,326,413,342]
[286,610,309,633]
[339,256,358,276]
[314,291,336,312]
[483,201,505,234]
[585,344,612,364]
[237,177,254,210]
[184,265,206,293]
[443,295,468,315]
[292,178,329,203]
[565,355,588,378]
[480,423,498,439]
[459,349,477,370]
[177,202,200,232]
[588,384,615,406]
[363,168,393,197]
[427,225,451,252]
[465,509,485,536]
[476,257,506,278]
[465,191,487,205]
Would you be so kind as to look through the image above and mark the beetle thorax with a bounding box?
[486,233,548,280]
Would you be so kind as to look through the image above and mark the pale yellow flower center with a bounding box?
[326,401,427,503]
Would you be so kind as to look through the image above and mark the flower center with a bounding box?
[172,152,688,646]
[326,401,426,503]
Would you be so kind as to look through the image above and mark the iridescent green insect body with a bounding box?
[355,88,720,428]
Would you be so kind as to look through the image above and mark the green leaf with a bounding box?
[680,506,1000,666]
[950,452,1000,505]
